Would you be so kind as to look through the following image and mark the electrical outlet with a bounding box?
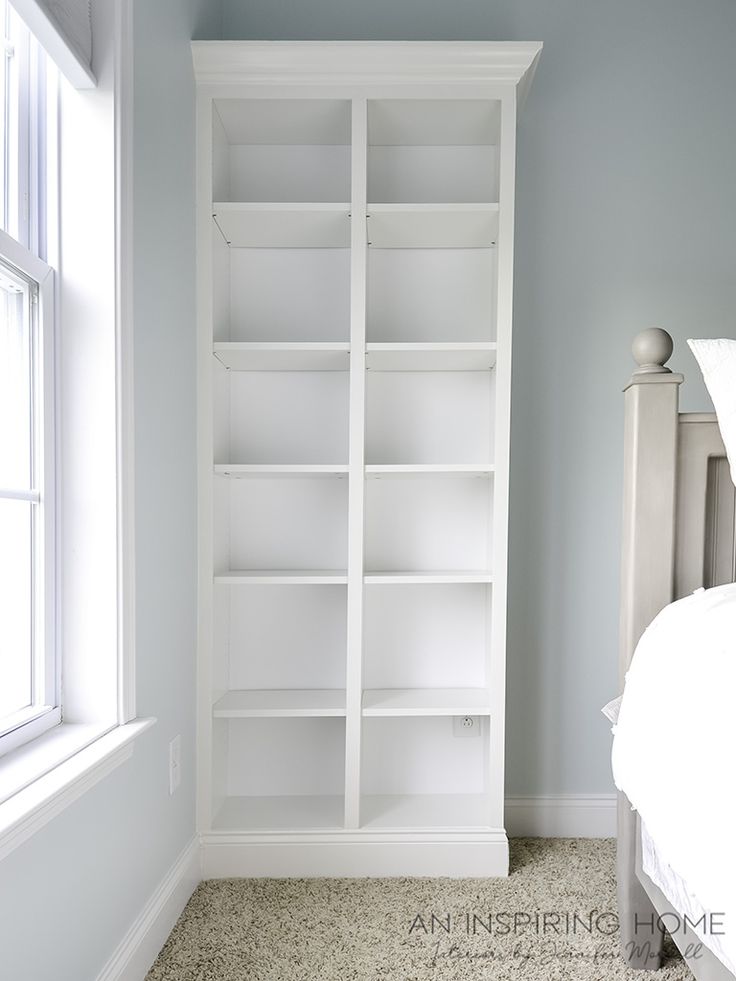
[453,715,481,738]
[169,735,181,795]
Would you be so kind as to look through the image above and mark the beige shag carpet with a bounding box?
[147,839,692,980]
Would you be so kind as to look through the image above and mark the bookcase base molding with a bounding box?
[201,833,509,879]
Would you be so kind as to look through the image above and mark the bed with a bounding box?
[614,329,736,979]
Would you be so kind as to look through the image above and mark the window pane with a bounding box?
[1,0,23,243]
[0,497,32,720]
[0,0,7,233]
[0,265,31,489]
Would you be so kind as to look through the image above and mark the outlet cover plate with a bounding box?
[453,716,480,738]
[169,735,181,794]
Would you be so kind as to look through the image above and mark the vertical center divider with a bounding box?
[344,98,368,829]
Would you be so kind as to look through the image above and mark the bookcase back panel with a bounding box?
[363,584,489,689]
[364,475,493,572]
[227,717,346,796]
[227,248,350,343]
[215,99,352,146]
[227,477,348,570]
[361,717,488,795]
[368,147,498,205]
[228,145,351,203]
[367,247,496,343]
[227,585,347,690]
[366,371,495,464]
[225,371,349,464]
[367,99,501,147]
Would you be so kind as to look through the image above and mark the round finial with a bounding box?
[631,328,673,374]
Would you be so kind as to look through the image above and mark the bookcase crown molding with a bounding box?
[192,41,543,95]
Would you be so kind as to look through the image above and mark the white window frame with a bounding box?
[0,227,57,757]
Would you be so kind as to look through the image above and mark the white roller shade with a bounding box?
[12,0,95,88]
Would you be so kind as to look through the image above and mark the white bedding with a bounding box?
[612,582,736,973]
[642,823,736,974]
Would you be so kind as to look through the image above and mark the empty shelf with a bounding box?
[364,571,494,584]
[366,204,498,249]
[365,464,494,477]
[213,342,350,372]
[366,342,497,371]
[213,203,351,248]
[360,794,492,830]
[215,464,349,477]
[214,689,346,718]
[213,795,345,832]
[215,570,348,585]
[363,688,492,717]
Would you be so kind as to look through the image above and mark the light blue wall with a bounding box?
[220,0,736,794]
[0,2,219,979]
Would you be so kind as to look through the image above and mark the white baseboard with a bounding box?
[96,836,201,981]
[505,795,616,838]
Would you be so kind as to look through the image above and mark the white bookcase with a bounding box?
[194,41,541,878]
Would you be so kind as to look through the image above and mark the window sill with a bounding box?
[0,717,155,862]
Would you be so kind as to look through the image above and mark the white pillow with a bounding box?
[688,338,736,487]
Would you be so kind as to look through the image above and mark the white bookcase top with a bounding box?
[193,42,542,106]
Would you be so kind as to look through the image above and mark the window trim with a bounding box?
[0,226,57,759]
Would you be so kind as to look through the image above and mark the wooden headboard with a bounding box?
[676,413,736,595]
[619,328,736,685]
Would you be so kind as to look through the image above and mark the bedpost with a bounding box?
[618,328,683,970]
[620,327,683,669]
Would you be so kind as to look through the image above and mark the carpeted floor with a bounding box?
[147,839,693,980]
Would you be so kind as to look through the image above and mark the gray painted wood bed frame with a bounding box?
[618,329,736,978]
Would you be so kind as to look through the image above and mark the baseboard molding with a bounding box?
[96,836,201,981]
[505,795,616,838]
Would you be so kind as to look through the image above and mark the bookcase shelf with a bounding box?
[214,570,348,585]
[362,688,492,717]
[213,342,350,372]
[366,204,498,249]
[213,203,352,249]
[364,571,494,585]
[197,41,542,875]
[365,464,494,476]
[214,689,347,718]
[365,342,496,372]
[215,464,349,477]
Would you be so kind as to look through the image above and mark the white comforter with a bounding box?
[612,582,736,967]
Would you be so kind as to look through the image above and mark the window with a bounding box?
[0,0,57,758]
[0,0,150,848]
